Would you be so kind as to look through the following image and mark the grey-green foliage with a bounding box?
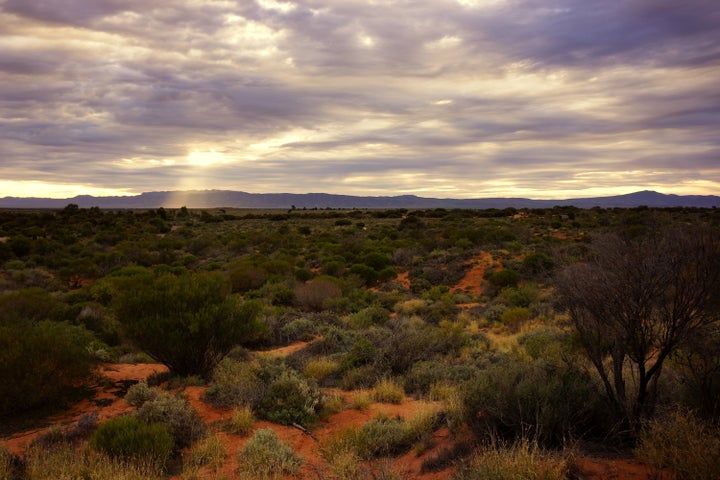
[89,415,173,466]
[124,381,159,407]
[463,357,604,446]
[135,392,206,449]
[257,369,322,426]
[205,358,265,407]
[635,409,720,480]
[237,428,302,479]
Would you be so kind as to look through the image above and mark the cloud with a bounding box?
[0,0,718,199]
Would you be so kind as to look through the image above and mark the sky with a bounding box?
[1,0,719,200]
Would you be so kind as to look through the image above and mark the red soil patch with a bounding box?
[255,339,313,358]
[575,457,671,480]
[1,363,168,456]
[396,270,412,290]
[452,251,495,297]
[174,391,453,480]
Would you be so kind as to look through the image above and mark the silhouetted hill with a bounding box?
[0,189,718,209]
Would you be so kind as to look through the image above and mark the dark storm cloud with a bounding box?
[455,0,720,68]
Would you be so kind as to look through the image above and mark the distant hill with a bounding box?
[0,189,718,209]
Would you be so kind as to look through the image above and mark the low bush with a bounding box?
[320,393,346,418]
[228,406,255,436]
[124,381,158,407]
[517,328,573,362]
[295,278,342,311]
[280,317,316,342]
[237,428,302,479]
[487,269,520,290]
[112,270,264,377]
[341,365,378,390]
[205,358,264,407]
[496,284,541,308]
[452,438,571,480]
[372,378,405,404]
[635,409,720,480]
[463,357,604,446]
[136,392,206,449]
[350,391,373,410]
[184,434,225,472]
[30,411,99,449]
[257,370,321,426]
[499,307,533,333]
[89,416,173,466]
[324,411,442,461]
[303,357,340,383]
[24,445,164,480]
[405,360,477,396]
[0,319,95,416]
[0,447,15,480]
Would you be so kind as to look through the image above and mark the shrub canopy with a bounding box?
[112,270,263,377]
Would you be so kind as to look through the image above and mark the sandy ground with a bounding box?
[452,251,495,298]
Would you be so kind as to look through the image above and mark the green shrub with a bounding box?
[341,337,377,371]
[0,447,14,480]
[496,284,541,308]
[257,370,321,426]
[303,357,339,382]
[341,365,378,390]
[228,406,255,436]
[453,438,570,480]
[518,328,573,361]
[345,306,390,329]
[184,434,226,472]
[237,428,302,479]
[205,358,264,407]
[350,391,372,410]
[0,319,95,416]
[372,378,405,404]
[89,416,173,466]
[405,360,476,396]
[229,266,268,293]
[324,411,442,461]
[280,317,316,342]
[463,357,604,446]
[499,307,532,332]
[522,253,555,276]
[487,269,520,290]
[295,277,342,311]
[112,270,264,377]
[635,409,720,480]
[135,392,205,449]
[24,445,164,480]
[124,381,159,407]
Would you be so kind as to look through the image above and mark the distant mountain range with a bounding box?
[0,190,718,209]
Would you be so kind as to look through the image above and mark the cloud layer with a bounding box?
[1,0,719,198]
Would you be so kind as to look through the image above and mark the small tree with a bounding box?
[113,270,263,377]
[556,227,720,428]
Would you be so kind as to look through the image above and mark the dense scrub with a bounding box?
[1,205,719,478]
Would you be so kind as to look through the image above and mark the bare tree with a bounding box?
[556,226,720,427]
